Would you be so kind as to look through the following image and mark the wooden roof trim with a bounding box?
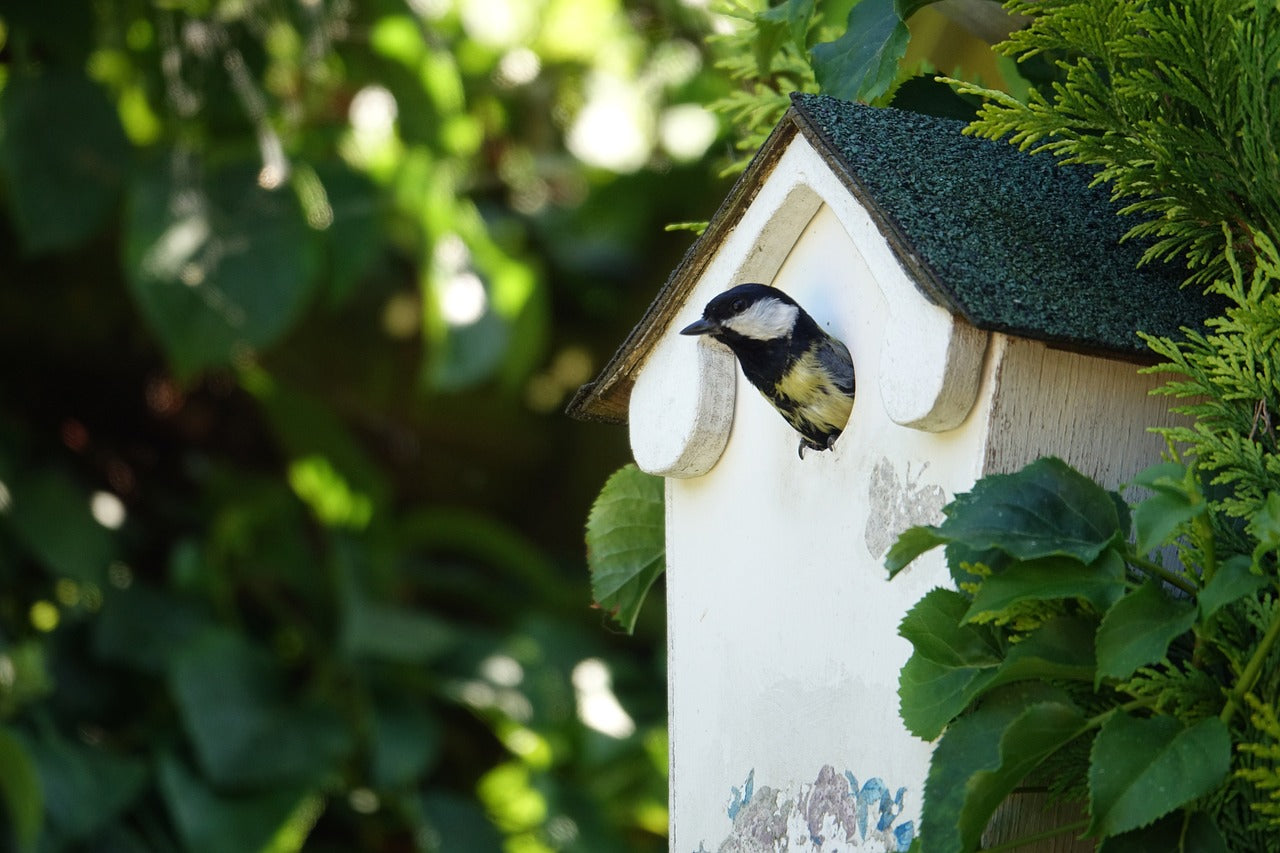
[564,112,802,424]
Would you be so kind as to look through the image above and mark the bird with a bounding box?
[680,283,855,458]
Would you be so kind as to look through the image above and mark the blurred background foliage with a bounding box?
[0,1,1008,850]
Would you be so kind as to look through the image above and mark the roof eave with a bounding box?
[564,111,803,424]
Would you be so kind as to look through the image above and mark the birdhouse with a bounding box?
[567,94,1216,852]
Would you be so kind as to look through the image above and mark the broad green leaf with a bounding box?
[898,588,1001,668]
[899,614,1094,740]
[124,162,322,377]
[371,700,441,788]
[1249,491,1280,570]
[343,598,457,663]
[158,754,310,853]
[26,726,146,843]
[0,71,128,253]
[1131,462,1204,553]
[313,165,382,305]
[898,654,996,740]
[2,469,115,583]
[169,630,351,788]
[893,458,1123,572]
[1097,810,1227,853]
[1088,714,1230,837]
[1095,580,1196,684]
[944,542,1010,589]
[811,0,909,104]
[886,525,946,577]
[585,464,665,634]
[1198,554,1268,620]
[0,727,41,853]
[420,792,505,852]
[921,686,1086,853]
[965,551,1125,621]
[93,584,208,673]
[993,616,1097,685]
[758,0,815,55]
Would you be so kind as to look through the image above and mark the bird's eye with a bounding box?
[730,298,746,313]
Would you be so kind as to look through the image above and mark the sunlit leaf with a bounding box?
[585,464,665,634]
[810,0,910,104]
[124,162,322,377]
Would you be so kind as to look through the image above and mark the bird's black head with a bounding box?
[679,283,802,343]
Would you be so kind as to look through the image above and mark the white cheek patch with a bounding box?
[722,297,799,340]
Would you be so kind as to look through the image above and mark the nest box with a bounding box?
[568,94,1216,852]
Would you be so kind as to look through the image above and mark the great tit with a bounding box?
[680,283,855,458]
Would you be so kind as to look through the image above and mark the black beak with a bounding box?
[680,318,717,336]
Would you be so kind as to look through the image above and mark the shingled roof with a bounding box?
[566,92,1220,425]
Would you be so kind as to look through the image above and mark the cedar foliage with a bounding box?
[949,0,1280,845]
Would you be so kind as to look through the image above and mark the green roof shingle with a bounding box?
[789,92,1220,356]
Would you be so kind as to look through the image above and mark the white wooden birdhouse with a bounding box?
[567,94,1216,852]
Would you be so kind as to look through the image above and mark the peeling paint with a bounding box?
[704,766,915,852]
[864,457,946,559]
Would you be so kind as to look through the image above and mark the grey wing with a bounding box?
[817,335,855,396]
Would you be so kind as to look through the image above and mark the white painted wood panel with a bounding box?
[666,205,998,852]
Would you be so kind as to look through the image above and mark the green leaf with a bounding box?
[0,71,129,253]
[169,630,351,788]
[313,165,382,305]
[1198,554,1268,620]
[758,0,815,55]
[0,727,41,853]
[124,161,322,377]
[964,550,1126,621]
[994,615,1097,685]
[26,725,146,843]
[891,459,1123,577]
[1249,491,1280,570]
[1087,714,1230,837]
[371,700,441,789]
[810,0,909,104]
[898,613,1094,741]
[1097,810,1227,853]
[898,654,996,740]
[886,525,946,577]
[585,464,665,634]
[342,598,457,663]
[1095,580,1197,684]
[158,754,310,853]
[2,468,115,583]
[420,792,504,852]
[1130,463,1205,554]
[921,686,1086,853]
[899,588,1001,668]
